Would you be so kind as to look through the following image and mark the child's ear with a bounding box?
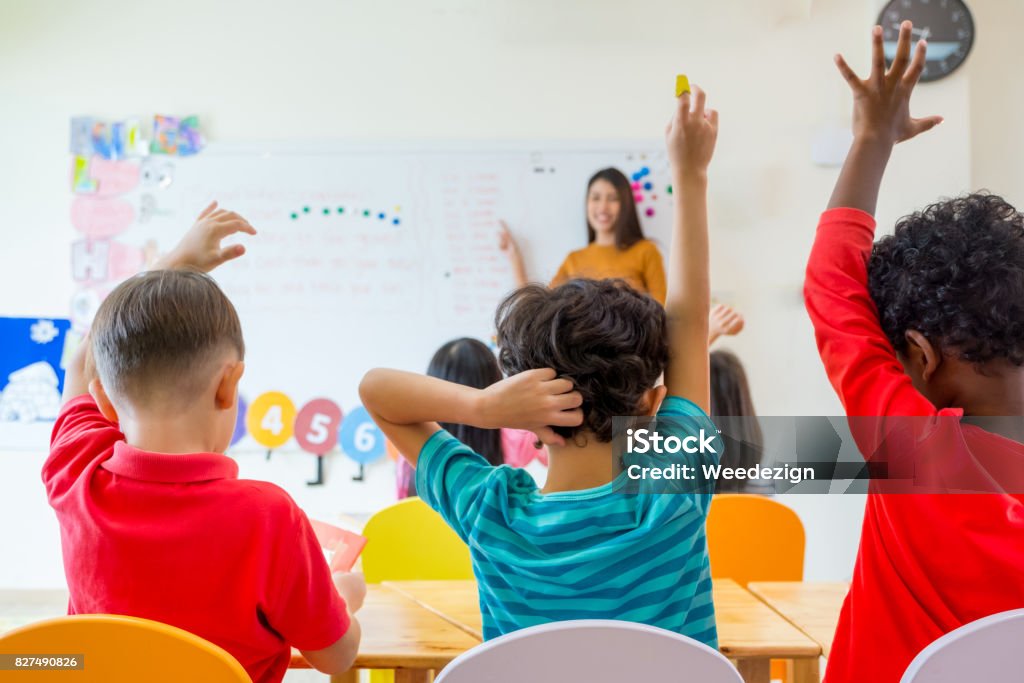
[88,378,119,423]
[905,330,942,382]
[215,361,245,411]
[640,385,669,415]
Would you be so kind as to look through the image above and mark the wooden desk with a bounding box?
[384,579,822,683]
[289,584,479,683]
[747,582,849,660]
[383,580,483,640]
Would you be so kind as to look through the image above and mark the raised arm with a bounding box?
[60,202,256,406]
[806,22,941,422]
[663,85,718,412]
[359,368,582,464]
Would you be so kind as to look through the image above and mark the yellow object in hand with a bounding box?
[675,74,690,97]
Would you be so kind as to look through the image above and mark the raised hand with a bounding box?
[157,201,257,273]
[477,368,583,444]
[709,304,745,345]
[665,84,719,178]
[835,21,943,145]
[827,22,943,213]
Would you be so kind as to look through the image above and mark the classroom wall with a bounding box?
[0,0,1015,589]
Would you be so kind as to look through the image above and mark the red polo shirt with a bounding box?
[805,208,1024,682]
[44,396,349,683]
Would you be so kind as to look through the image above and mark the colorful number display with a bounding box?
[338,406,385,465]
[295,398,343,455]
[246,391,297,449]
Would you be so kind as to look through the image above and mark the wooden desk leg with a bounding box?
[734,658,770,683]
[330,670,360,683]
[792,658,821,683]
[395,669,432,683]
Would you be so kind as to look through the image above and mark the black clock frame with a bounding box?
[877,0,975,82]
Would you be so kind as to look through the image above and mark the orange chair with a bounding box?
[707,494,806,682]
[706,494,805,586]
[0,614,250,682]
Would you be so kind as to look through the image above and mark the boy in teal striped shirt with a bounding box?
[360,86,720,643]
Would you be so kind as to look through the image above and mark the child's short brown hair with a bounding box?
[496,279,668,442]
[90,269,245,407]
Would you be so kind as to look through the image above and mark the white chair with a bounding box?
[901,608,1024,682]
[434,619,743,683]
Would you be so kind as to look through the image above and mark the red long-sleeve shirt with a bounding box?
[805,207,1024,683]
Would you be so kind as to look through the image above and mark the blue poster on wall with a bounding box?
[0,317,72,423]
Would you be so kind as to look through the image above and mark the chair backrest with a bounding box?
[706,494,805,587]
[901,609,1024,682]
[362,497,473,583]
[0,614,250,682]
[435,619,743,683]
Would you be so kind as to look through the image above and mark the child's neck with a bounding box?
[542,433,616,493]
[949,364,1024,417]
[119,407,224,455]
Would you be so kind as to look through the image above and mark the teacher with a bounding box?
[500,167,667,304]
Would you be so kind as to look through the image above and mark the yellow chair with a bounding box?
[0,614,250,682]
[362,497,473,683]
[362,497,473,584]
[706,494,806,683]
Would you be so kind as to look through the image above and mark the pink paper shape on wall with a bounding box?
[70,197,135,239]
[90,158,141,197]
[107,242,147,281]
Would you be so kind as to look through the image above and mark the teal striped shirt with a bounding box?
[415,396,718,645]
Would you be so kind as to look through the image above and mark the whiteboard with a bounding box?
[68,141,677,513]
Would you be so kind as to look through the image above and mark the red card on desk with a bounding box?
[309,520,368,572]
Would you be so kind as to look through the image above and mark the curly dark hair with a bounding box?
[868,192,1024,365]
[495,279,668,442]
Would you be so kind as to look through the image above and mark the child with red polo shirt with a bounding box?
[45,203,364,683]
[805,22,1024,682]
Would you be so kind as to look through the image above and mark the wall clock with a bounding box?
[877,0,975,82]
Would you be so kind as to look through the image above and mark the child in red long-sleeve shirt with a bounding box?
[805,22,1024,683]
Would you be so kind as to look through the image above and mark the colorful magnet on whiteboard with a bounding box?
[290,212,298,220]
[303,206,310,213]
[641,167,650,176]
[643,182,653,191]
[675,74,690,97]
[634,194,644,203]
[667,185,673,194]
[392,218,400,226]
[246,391,297,449]
[230,395,248,446]
[378,212,386,220]
[323,208,330,215]
[339,406,385,465]
[645,208,655,217]
[295,398,343,454]
[337,207,345,214]
[363,209,370,217]
[631,181,641,190]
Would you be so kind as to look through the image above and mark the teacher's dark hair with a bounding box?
[586,167,645,250]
